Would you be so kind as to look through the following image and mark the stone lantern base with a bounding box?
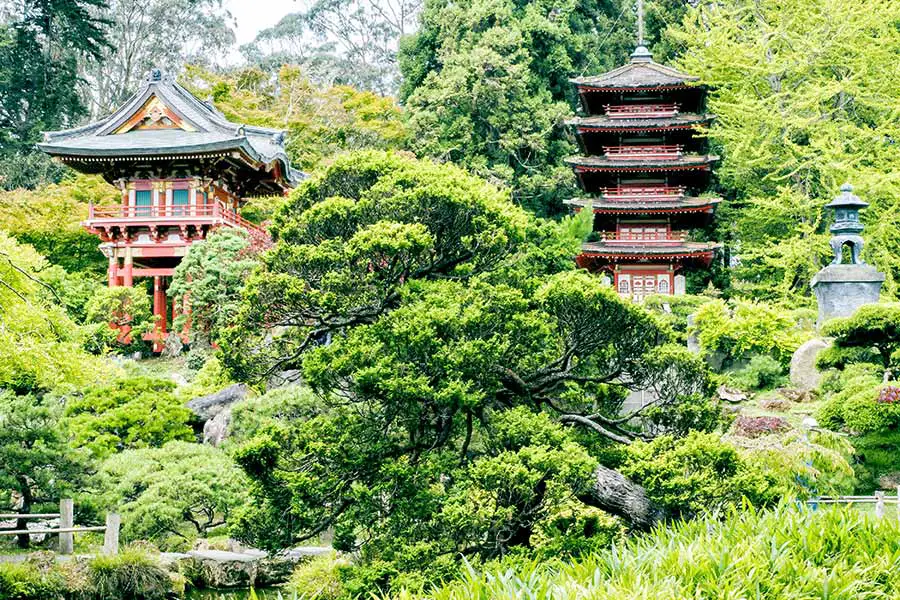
[811,264,884,328]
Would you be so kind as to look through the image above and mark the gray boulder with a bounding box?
[790,338,832,391]
[202,407,232,447]
[160,332,184,358]
[186,550,259,589]
[186,384,249,423]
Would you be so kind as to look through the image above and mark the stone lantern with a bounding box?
[811,183,884,327]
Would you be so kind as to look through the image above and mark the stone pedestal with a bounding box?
[811,264,884,327]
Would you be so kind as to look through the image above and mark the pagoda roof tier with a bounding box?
[567,113,713,133]
[565,196,721,215]
[39,68,303,194]
[566,154,719,173]
[570,46,698,91]
[577,240,719,268]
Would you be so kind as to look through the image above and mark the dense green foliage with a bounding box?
[692,299,813,369]
[0,550,174,600]
[399,0,685,215]
[97,442,250,549]
[819,304,900,371]
[0,0,108,189]
[64,377,193,459]
[407,505,900,599]
[182,65,408,174]
[169,229,261,346]
[676,0,900,300]
[0,232,103,393]
[0,392,87,547]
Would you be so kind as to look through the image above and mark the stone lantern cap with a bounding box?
[825,183,869,209]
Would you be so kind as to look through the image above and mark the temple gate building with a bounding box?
[565,42,721,301]
[39,68,302,350]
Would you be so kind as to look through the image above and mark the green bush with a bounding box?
[692,299,811,369]
[64,377,194,459]
[96,441,250,549]
[288,553,350,600]
[817,367,900,434]
[821,303,900,370]
[86,549,171,600]
[0,562,65,600]
[728,354,785,390]
[620,432,780,518]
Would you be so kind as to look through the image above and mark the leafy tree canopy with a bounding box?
[0,232,103,394]
[398,0,686,215]
[819,304,900,372]
[96,441,250,549]
[63,377,194,459]
[674,0,900,300]
[223,152,737,584]
[181,65,408,175]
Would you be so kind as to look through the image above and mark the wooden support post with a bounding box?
[59,499,74,555]
[103,513,120,555]
[875,491,885,519]
[107,251,118,287]
[122,246,134,287]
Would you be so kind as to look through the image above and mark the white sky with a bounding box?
[225,0,304,46]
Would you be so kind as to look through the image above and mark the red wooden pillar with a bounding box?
[122,246,134,287]
[153,276,168,352]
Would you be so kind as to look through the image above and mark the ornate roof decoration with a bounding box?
[39,67,303,190]
[570,46,699,90]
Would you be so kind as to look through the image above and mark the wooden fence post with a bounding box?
[875,491,885,519]
[103,513,120,555]
[58,499,74,555]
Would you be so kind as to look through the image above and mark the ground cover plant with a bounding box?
[399,505,900,600]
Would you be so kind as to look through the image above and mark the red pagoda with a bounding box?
[565,41,720,301]
[39,68,301,350]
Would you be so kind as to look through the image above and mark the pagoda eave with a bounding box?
[576,245,717,269]
[566,197,721,215]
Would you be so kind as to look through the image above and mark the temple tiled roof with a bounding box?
[570,46,698,90]
[567,113,713,130]
[565,196,721,213]
[582,241,721,257]
[39,68,303,187]
[566,154,719,171]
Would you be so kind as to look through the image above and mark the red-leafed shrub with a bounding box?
[733,415,790,438]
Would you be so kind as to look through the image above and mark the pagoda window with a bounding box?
[135,190,152,216]
[657,278,670,294]
[617,277,631,295]
[172,189,189,216]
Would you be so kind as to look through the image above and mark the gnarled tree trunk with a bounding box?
[578,465,665,530]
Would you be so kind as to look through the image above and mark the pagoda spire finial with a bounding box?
[637,0,644,46]
[630,0,653,63]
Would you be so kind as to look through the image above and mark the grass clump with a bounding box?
[401,504,900,599]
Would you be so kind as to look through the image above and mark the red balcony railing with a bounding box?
[603,103,680,119]
[86,203,266,236]
[600,185,686,201]
[603,145,683,160]
[598,231,687,245]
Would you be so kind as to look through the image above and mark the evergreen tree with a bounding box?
[0,0,109,189]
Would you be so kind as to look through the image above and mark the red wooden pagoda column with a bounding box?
[122,247,134,287]
[152,276,168,352]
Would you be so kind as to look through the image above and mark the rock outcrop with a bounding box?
[790,338,831,391]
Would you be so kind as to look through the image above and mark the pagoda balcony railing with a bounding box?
[602,145,683,160]
[86,203,265,236]
[603,103,680,119]
[600,185,686,201]
[597,232,688,244]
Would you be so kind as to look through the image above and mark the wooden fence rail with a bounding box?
[0,499,119,555]
[806,487,900,521]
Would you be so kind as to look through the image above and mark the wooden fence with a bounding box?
[806,487,900,521]
[0,499,119,555]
